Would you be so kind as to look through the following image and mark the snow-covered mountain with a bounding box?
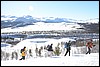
[1,15,99,33]
[1,15,99,23]
[76,18,99,23]
[1,22,84,33]
[1,15,70,24]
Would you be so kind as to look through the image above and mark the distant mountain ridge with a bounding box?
[1,15,99,33]
[1,15,99,23]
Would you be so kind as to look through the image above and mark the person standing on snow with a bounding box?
[38,46,43,57]
[64,41,71,56]
[29,49,32,57]
[19,46,26,60]
[47,44,54,57]
[48,44,53,51]
[86,39,93,54]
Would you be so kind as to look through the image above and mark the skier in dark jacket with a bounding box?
[48,44,53,51]
[47,44,54,57]
[64,41,71,56]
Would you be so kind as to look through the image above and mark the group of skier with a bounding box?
[19,39,94,60]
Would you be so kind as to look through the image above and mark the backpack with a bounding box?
[20,49,23,53]
[86,42,93,48]
[48,45,53,51]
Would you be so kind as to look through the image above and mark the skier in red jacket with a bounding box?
[86,39,93,54]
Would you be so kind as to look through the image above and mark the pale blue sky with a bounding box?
[1,1,99,20]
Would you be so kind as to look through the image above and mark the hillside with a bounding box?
[1,15,99,34]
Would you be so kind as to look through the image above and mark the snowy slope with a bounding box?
[1,42,12,48]
[1,53,99,66]
[1,22,83,33]
[1,38,99,66]
[1,15,99,33]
